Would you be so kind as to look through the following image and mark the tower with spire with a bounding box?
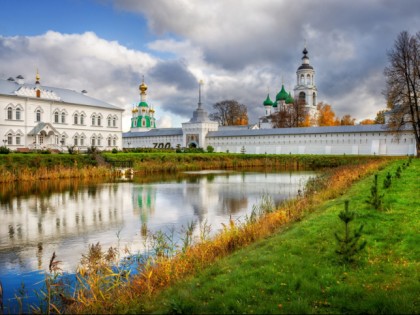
[293,45,318,122]
[130,77,156,131]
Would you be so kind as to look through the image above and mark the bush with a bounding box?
[206,145,214,153]
[112,148,119,154]
[0,146,10,154]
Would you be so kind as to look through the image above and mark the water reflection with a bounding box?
[0,170,314,308]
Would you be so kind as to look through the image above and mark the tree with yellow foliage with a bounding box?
[360,119,375,125]
[317,102,339,126]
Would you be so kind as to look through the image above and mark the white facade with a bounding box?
[0,76,123,151]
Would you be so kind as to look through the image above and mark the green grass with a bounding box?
[141,158,419,314]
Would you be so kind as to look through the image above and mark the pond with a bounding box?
[0,169,315,312]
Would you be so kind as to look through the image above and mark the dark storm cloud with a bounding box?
[148,60,197,90]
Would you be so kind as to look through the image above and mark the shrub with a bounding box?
[206,145,214,153]
[365,174,384,210]
[335,200,367,264]
[395,166,401,178]
[0,146,10,154]
[112,148,119,154]
[383,172,392,189]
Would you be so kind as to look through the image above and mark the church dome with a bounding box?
[263,94,274,106]
[276,85,288,101]
[138,101,149,107]
[286,92,294,104]
[139,82,148,93]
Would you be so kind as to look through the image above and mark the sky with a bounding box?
[1,0,419,131]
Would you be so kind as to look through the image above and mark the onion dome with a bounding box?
[149,108,155,113]
[276,84,288,101]
[263,94,274,106]
[298,47,314,70]
[139,101,148,107]
[139,81,148,93]
[286,92,294,104]
[132,108,138,113]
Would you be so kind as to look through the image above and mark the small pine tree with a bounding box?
[365,174,384,210]
[335,200,367,264]
[395,166,402,178]
[383,172,392,189]
[240,146,246,154]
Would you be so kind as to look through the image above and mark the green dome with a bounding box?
[276,84,288,101]
[263,94,274,106]
[286,92,294,104]
[138,101,149,107]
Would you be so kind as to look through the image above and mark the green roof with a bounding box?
[286,92,294,104]
[263,94,274,106]
[276,84,288,101]
[138,101,149,107]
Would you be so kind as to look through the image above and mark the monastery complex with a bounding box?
[0,48,416,156]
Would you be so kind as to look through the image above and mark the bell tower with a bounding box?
[294,45,318,122]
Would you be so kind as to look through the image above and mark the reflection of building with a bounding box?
[122,48,415,156]
[132,186,156,235]
[0,72,123,151]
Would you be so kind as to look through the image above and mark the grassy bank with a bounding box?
[140,158,419,314]
[103,152,392,173]
[59,157,408,314]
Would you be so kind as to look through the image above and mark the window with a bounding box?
[74,114,78,124]
[113,138,116,146]
[61,112,66,123]
[97,116,101,126]
[80,136,85,146]
[108,137,111,146]
[91,137,96,146]
[16,108,21,120]
[108,117,111,127]
[7,133,12,145]
[97,138,101,146]
[54,111,59,123]
[74,136,78,146]
[113,117,116,127]
[61,136,66,146]
[36,110,41,122]
[92,115,96,125]
[7,107,12,120]
[16,135,20,145]
[80,114,85,125]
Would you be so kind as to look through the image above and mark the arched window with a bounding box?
[80,135,85,146]
[313,92,316,106]
[36,110,41,122]
[299,92,306,104]
[97,116,101,126]
[300,74,304,84]
[97,136,102,146]
[54,111,59,123]
[107,137,111,146]
[80,114,85,125]
[15,108,21,120]
[61,112,66,123]
[113,137,117,146]
[306,74,311,85]
[113,117,117,127]
[7,133,13,145]
[16,134,21,145]
[61,135,66,146]
[91,137,96,146]
[74,136,78,146]
[74,114,78,125]
[108,116,111,127]
[7,107,12,120]
[92,115,96,126]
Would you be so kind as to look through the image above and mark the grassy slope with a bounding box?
[144,159,419,314]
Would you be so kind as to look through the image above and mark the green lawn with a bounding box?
[142,158,419,314]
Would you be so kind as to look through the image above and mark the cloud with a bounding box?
[149,60,197,90]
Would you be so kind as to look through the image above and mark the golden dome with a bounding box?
[132,108,138,113]
[139,82,147,91]
[149,108,155,113]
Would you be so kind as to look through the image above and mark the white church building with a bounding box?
[0,73,123,151]
[122,47,416,156]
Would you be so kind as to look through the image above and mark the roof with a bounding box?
[298,64,314,70]
[123,128,183,138]
[276,85,288,101]
[28,122,60,136]
[207,124,392,138]
[0,79,123,111]
[263,94,274,106]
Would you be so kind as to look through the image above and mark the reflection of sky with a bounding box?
[0,171,314,310]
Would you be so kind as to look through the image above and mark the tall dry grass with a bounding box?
[62,158,390,314]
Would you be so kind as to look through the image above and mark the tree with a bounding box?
[360,118,375,125]
[317,102,339,126]
[374,110,387,124]
[209,100,249,126]
[270,100,309,128]
[340,114,356,126]
[384,31,420,157]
